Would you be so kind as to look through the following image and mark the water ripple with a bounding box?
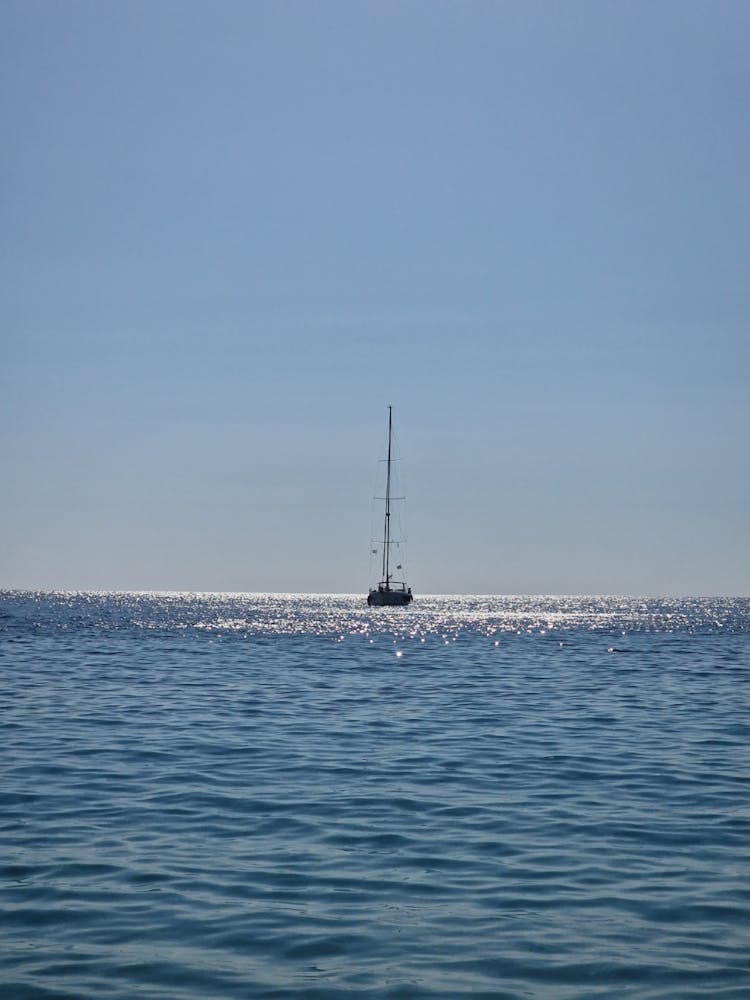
[1,592,749,998]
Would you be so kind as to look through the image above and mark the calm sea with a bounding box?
[1,592,749,999]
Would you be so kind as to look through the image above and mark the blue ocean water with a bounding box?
[1,592,749,1000]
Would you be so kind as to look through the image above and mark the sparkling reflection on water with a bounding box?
[1,592,749,999]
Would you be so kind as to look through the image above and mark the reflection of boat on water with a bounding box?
[368,406,413,607]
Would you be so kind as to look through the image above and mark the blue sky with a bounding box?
[2,0,749,594]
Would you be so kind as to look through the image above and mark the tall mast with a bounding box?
[382,405,392,588]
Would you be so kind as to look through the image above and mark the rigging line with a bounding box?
[382,404,392,584]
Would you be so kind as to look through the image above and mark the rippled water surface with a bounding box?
[2,592,749,999]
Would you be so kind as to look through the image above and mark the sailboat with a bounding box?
[367,405,413,607]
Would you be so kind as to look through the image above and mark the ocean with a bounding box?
[1,591,749,999]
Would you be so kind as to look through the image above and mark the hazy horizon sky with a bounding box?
[3,0,749,595]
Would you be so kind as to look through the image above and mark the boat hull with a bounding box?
[367,588,413,607]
